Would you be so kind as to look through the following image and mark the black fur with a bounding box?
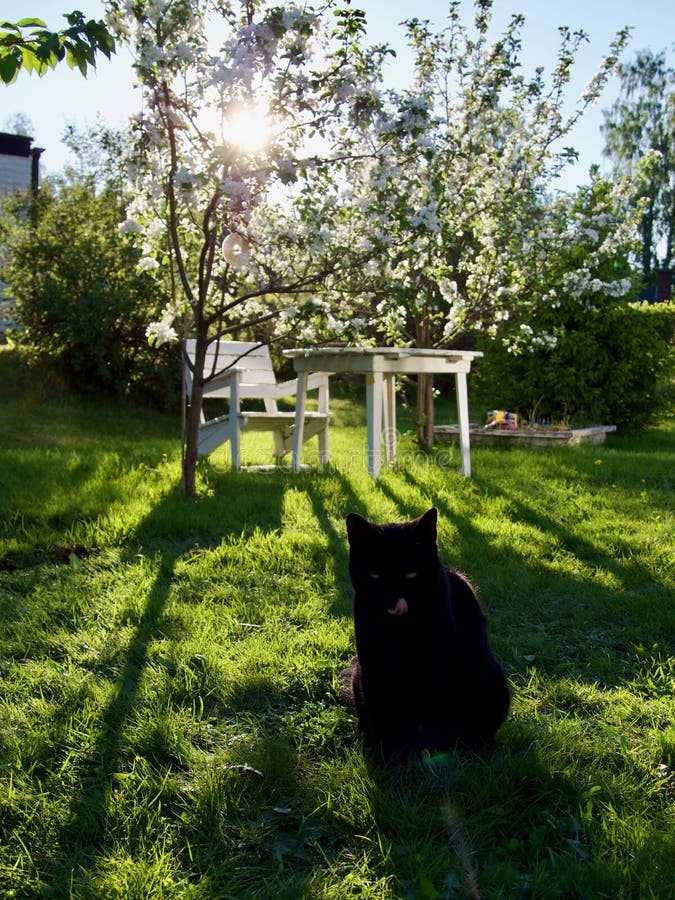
[341,508,510,758]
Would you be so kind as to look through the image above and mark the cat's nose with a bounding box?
[387,597,408,616]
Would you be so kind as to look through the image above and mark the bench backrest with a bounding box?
[184,339,279,400]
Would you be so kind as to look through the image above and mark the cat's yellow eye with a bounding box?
[405,572,417,579]
[369,573,381,580]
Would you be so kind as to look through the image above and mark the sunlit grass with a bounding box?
[1,346,673,897]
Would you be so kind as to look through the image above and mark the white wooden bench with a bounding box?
[184,339,329,469]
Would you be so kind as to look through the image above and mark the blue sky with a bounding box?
[2,0,674,190]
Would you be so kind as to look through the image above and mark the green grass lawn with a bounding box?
[1,347,673,898]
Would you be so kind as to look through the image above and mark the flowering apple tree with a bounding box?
[328,0,635,446]
[107,0,386,494]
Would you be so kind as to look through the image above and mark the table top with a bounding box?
[283,346,483,375]
[284,346,482,359]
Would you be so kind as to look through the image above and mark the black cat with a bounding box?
[340,507,510,759]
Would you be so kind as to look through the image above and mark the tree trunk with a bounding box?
[182,333,207,497]
[642,202,656,283]
[416,373,434,451]
[182,391,202,497]
[414,304,435,452]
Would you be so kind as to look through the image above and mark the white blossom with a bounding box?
[146,320,177,346]
[137,256,160,272]
[119,218,144,235]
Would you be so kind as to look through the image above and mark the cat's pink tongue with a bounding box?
[387,597,408,616]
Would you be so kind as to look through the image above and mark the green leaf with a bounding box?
[0,52,20,83]
[19,46,36,73]
[15,18,47,28]
[21,45,52,76]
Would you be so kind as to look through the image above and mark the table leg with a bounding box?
[318,376,329,466]
[455,370,471,476]
[383,373,396,467]
[292,371,308,473]
[366,372,383,478]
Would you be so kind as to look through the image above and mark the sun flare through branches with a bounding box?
[224,101,273,152]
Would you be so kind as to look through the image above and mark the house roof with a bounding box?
[0,132,33,157]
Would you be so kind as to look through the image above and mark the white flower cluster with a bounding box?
[146,297,188,346]
[145,319,177,346]
[118,218,144,235]
[378,94,431,138]
[562,271,633,302]
[376,300,408,333]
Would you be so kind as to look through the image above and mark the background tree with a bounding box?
[0,12,115,83]
[61,117,130,192]
[602,49,675,285]
[1,112,35,135]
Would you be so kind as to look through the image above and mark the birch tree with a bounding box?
[602,49,675,283]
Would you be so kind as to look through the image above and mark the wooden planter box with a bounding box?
[434,424,617,447]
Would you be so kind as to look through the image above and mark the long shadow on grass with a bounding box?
[65,554,176,838]
[301,469,366,617]
[396,463,671,687]
[48,470,288,891]
[484,470,663,594]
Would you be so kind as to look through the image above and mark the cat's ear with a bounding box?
[346,512,372,546]
[417,507,438,541]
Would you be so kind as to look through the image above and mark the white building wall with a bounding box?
[0,136,39,337]
[0,153,32,194]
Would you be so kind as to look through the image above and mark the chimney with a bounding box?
[31,146,44,195]
[655,269,672,302]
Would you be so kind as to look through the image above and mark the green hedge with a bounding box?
[476,301,674,428]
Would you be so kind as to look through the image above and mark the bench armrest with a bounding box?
[203,367,244,393]
[275,372,330,399]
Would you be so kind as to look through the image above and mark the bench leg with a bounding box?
[317,378,329,466]
[231,419,241,470]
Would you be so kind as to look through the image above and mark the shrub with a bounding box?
[476,300,674,428]
[0,182,179,409]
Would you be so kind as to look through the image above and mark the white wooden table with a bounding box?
[283,346,483,478]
